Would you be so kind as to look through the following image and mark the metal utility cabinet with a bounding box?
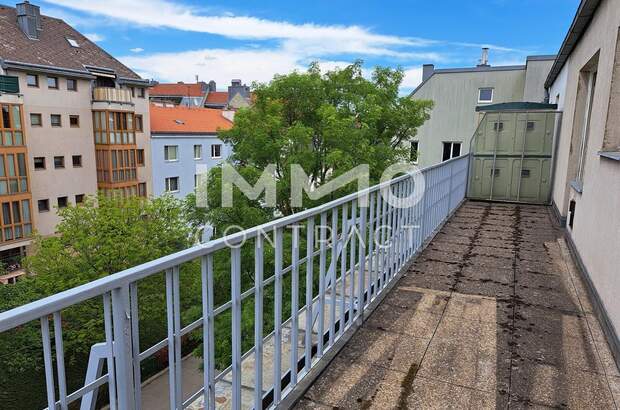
[467,103,561,204]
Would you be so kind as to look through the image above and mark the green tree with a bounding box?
[0,194,201,409]
[205,61,432,225]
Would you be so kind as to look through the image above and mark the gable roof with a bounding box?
[0,4,142,80]
[205,91,228,104]
[150,105,233,134]
[150,82,205,97]
[544,0,602,88]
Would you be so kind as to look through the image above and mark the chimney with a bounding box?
[16,1,41,40]
[478,47,490,67]
[208,80,216,92]
[228,79,249,104]
[422,64,434,82]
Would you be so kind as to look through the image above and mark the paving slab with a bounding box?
[292,202,620,410]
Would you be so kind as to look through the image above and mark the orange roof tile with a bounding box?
[205,91,229,104]
[150,105,233,134]
[150,82,205,97]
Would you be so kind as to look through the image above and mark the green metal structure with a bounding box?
[467,104,561,204]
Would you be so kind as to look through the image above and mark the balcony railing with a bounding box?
[0,75,20,94]
[0,155,469,410]
[92,87,132,104]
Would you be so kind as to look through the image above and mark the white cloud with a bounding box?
[84,32,104,42]
[130,47,144,53]
[50,0,432,58]
[121,48,304,86]
[401,67,424,90]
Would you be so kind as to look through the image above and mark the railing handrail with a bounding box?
[0,154,468,332]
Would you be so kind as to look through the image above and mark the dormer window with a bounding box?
[66,38,79,48]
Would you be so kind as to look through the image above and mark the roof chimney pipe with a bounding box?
[422,64,434,82]
[478,47,490,67]
[16,1,42,40]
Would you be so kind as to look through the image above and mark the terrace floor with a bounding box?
[295,201,620,409]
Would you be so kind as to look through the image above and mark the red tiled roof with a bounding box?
[150,105,233,134]
[0,5,140,79]
[205,91,229,104]
[150,83,205,97]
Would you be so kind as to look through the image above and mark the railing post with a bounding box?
[254,237,264,409]
[201,255,216,410]
[112,285,136,410]
[231,247,242,410]
[273,228,284,404]
[357,194,367,321]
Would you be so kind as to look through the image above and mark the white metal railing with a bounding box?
[0,155,469,410]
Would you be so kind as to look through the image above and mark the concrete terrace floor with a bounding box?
[296,201,620,409]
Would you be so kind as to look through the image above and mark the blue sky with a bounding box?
[40,0,579,93]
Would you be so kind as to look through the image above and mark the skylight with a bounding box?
[66,38,79,48]
[174,119,185,125]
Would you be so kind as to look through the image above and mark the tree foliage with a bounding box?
[207,61,432,224]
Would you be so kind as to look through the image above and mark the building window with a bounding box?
[130,87,135,98]
[34,157,45,170]
[54,156,65,169]
[526,121,535,131]
[410,141,419,163]
[575,69,597,187]
[164,145,178,161]
[57,196,68,208]
[211,144,222,158]
[138,88,145,98]
[72,155,82,167]
[50,114,62,127]
[0,153,28,194]
[26,74,38,87]
[138,182,147,197]
[137,149,145,166]
[30,113,42,126]
[0,200,32,241]
[38,199,49,212]
[92,111,136,145]
[493,122,504,132]
[135,114,143,132]
[442,142,461,162]
[0,104,24,145]
[67,79,77,91]
[47,76,59,89]
[194,144,202,159]
[478,88,493,103]
[165,177,179,193]
[75,194,85,204]
[69,115,79,127]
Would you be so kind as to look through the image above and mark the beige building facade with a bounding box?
[410,54,555,168]
[547,0,620,364]
[0,2,151,282]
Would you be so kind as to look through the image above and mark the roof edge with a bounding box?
[544,0,602,88]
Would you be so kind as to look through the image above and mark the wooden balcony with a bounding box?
[92,87,132,104]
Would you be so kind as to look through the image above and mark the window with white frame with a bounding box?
[164,145,178,161]
[211,144,222,158]
[478,88,493,103]
[576,69,597,186]
[194,144,202,159]
[442,142,461,162]
[165,176,179,192]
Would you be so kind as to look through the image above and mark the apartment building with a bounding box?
[546,0,620,365]
[151,79,251,110]
[410,51,555,167]
[150,104,233,198]
[0,1,151,282]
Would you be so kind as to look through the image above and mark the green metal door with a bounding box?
[467,107,560,204]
